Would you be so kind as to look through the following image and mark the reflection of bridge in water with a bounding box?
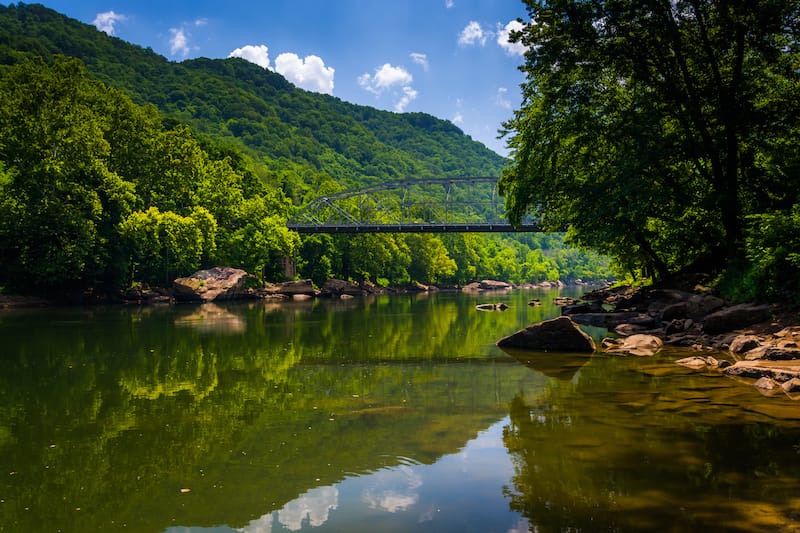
[287,177,544,233]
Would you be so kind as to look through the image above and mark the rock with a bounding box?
[782,378,800,393]
[658,294,727,322]
[570,312,655,329]
[173,267,250,302]
[320,279,364,297]
[776,326,800,338]
[675,355,720,369]
[702,303,772,334]
[292,294,313,301]
[688,293,727,315]
[614,323,651,336]
[496,316,596,352]
[762,346,800,360]
[406,281,430,292]
[553,297,577,306]
[659,301,692,321]
[479,280,512,291]
[729,334,762,355]
[723,360,800,381]
[359,280,389,294]
[754,377,783,392]
[602,334,664,356]
[528,299,541,306]
[476,303,508,311]
[273,279,316,296]
[664,319,689,335]
[562,301,604,314]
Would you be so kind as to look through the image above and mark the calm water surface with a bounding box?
[1,289,799,532]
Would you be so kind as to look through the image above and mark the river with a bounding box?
[0,288,798,532]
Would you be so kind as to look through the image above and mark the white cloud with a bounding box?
[495,87,512,109]
[458,21,488,47]
[445,0,455,7]
[410,52,429,71]
[452,111,464,124]
[93,11,126,35]
[194,18,208,27]
[395,86,417,112]
[229,44,271,69]
[497,20,526,56]
[169,28,190,57]
[275,53,335,94]
[358,64,417,112]
[358,64,411,95]
[374,63,413,90]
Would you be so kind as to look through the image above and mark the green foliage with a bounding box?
[405,234,457,284]
[118,206,217,285]
[0,56,136,289]
[719,205,800,303]
[0,56,298,292]
[0,3,617,292]
[500,0,800,288]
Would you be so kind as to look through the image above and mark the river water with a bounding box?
[0,288,799,532]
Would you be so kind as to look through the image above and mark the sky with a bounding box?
[33,1,530,155]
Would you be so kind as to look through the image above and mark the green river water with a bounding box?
[0,288,799,532]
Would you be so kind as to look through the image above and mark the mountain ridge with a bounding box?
[0,2,505,201]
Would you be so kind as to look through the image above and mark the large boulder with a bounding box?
[496,316,596,352]
[173,267,250,302]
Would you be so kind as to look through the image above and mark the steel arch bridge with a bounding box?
[286,177,543,234]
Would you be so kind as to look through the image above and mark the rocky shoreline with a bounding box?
[554,283,800,399]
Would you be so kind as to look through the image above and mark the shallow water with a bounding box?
[0,289,798,532]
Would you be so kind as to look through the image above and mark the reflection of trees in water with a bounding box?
[502,358,800,532]
[0,294,557,532]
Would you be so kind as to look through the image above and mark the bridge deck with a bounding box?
[288,223,544,234]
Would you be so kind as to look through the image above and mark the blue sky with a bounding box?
[35,1,530,155]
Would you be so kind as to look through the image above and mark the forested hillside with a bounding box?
[0,3,611,295]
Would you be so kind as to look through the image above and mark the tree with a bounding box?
[405,234,457,284]
[500,0,800,281]
[0,57,136,290]
[118,206,217,286]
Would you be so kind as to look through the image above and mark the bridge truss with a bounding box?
[286,177,543,234]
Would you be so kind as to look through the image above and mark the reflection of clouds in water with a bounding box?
[238,485,338,533]
[277,486,338,530]
[361,465,422,513]
[506,517,531,533]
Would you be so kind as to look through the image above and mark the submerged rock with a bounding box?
[496,316,595,352]
[675,355,720,369]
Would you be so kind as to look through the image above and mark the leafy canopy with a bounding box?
[500,0,800,286]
